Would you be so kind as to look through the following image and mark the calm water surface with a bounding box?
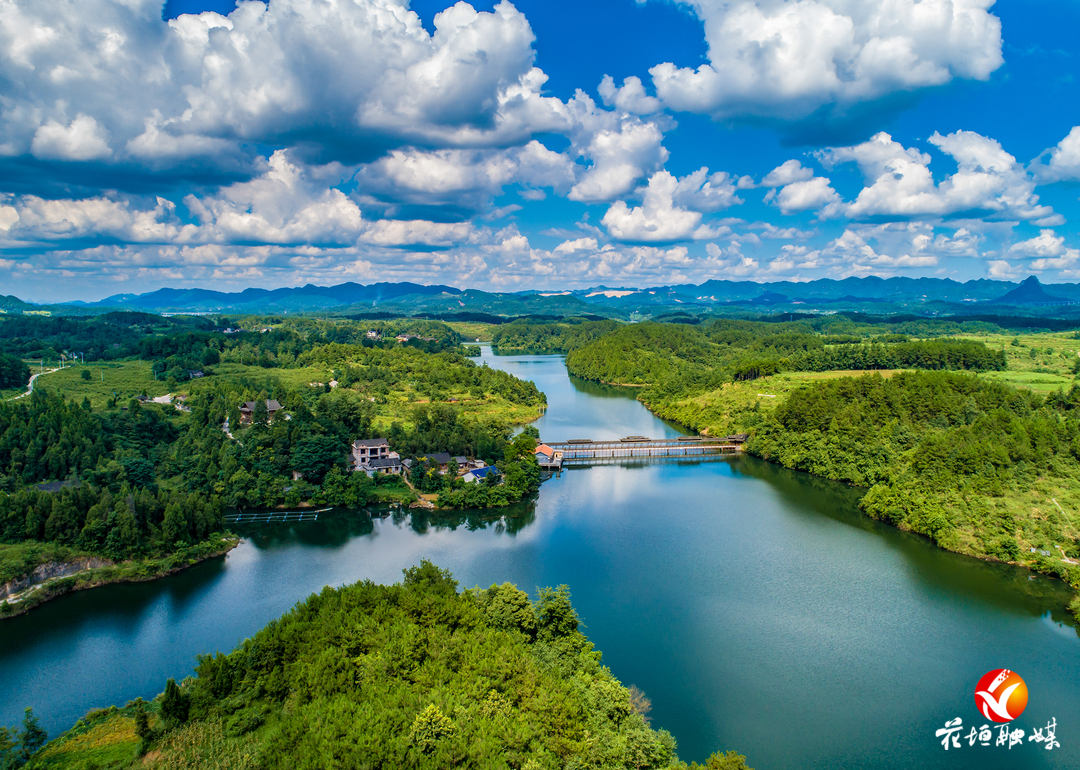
[1,347,1078,769]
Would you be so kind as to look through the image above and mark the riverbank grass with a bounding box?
[0,542,88,587]
[28,704,158,769]
[370,475,417,504]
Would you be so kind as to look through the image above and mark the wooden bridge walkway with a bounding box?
[541,437,742,468]
[224,507,332,525]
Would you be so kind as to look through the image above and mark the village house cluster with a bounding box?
[230,399,505,483]
[363,330,437,344]
[350,438,498,482]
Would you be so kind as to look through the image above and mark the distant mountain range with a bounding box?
[74,281,462,313]
[6,275,1080,318]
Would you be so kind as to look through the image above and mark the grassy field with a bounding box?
[945,330,1080,393]
[28,704,153,769]
[444,321,498,342]
[24,702,257,770]
[645,370,905,436]
[22,361,172,409]
[648,330,1080,436]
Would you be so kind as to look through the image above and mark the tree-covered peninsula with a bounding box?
[17,564,752,770]
[1,315,548,617]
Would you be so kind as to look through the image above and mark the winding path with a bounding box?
[6,366,61,400]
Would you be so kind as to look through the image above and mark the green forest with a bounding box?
[17,564,751,770]
[491,319,620,353]
[1,316,549,612]
[0,313,460,382]
[564,321,1005,387]
[0,354,29,390]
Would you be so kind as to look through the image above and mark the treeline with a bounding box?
[0,313,465,382]
[0,392,223,570]
[0,312,212,362]
[147,317,462,381]
[116,563,750,770]
[787,339,1005,373]
[491,318,620,353]
[0,485,222,564]
[0,353,30,390]
[749,371,1080,587]
[0,336,550,585]
[0,391,177,493]
[172,379,536,510]
[428,431,541,509]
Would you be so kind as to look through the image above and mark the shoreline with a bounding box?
[618,387,1080,625]
[0,536,240,620]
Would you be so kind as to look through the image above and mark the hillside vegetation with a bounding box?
[751,372,1080,585]
[565,321,1004,387]
[20,564,752,770]
[1,317,549,609]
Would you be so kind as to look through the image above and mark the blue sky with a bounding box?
[2,0,1080,301]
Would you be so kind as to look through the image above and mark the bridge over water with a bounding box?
[540,436,744,468]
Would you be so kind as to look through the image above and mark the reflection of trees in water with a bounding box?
[238,509,376,549]
[567,375,643,400]
[235,498,540,546]
[0,555,230,658]
[407,497,538,535]
[734,454,1079,635]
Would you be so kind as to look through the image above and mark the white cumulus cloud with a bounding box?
[770,177,843,216]
[648,0,1003,120]
[1008,229,1066,257]
[817,130,1053,221]
[1032,126,1080,183]
[31,114,112,161]
[601,170,736,242]
[761,159,814,188]
[598,75,662,115]
[0,0,574,170]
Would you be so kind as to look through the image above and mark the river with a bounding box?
[1,347,1078,769]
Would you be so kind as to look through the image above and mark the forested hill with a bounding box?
[491,318,620,353]
[0,313,459,369]
[564,321,1005,386]
[23,564,752,770]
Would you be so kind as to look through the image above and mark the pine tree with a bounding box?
[161,679,189,728]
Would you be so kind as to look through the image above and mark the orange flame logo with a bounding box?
[974,670,1028,723]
